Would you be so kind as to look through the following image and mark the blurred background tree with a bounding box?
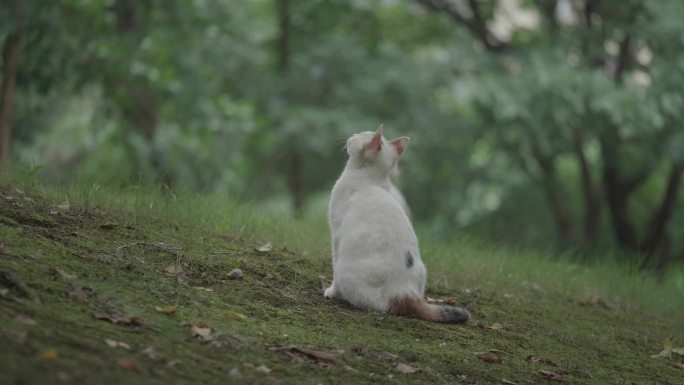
[1,0,682,273]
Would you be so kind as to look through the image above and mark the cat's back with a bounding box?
[338,183,412,236]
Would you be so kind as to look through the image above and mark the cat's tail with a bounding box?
[389,297,470,323]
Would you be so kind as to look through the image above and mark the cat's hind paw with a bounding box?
[324,285,337,299]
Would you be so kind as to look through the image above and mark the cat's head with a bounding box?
[345,125,409,174]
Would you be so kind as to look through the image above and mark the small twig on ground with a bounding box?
[115,242,182,253]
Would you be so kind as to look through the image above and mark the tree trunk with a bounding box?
[286,146,304,214]
[654,233,672,279]
[110,0,171,187]
[537,0,558,36]
[277,0,290,73]
[119,85,172,186]
[642,163,683,258]
[572,129,600,244]
[601,133,640,251]
[530,141,579,243]
[276,0,304,215]
[0,31,21,166]
[542,176,579,244]
[603,172,639,250]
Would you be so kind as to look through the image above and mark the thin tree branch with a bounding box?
[536,0,558,37]
[612,33,631,84]
[276,0,291,73]
[415,0,508,52]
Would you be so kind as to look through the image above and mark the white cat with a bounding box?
[325,125,469,323]
[389,165,411,218]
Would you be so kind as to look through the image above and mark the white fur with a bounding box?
[389,166,411,218]
[325,128,426,312]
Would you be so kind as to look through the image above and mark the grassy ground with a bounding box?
[0,178,683,385]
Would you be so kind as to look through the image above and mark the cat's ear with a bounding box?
[390,137,409,155]
[365,124,384,151]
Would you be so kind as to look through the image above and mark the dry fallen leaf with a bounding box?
[526,355,558,366]
[49,266,76,280]
[269,346,344,367]
[255,365,271,374]
[256,242,272,252]
[672,362,684,369]
[651,339,684,363]
[191,325,214,341]
[15,314,37,326]
[93,312,144,327]
[228,367,244,379]
[104,338,131,349]
[116,358,146,374]
[501,379,519,385]
[163,264,183,275]
[377,351,399,361]
[56,372,70,381]
[209,339,229,348]
[474,351,503,363]
[536,369,567,382]
[194,286,213,292]
[68,285,94,301]
[38,348,59,361]
[141,346,160,360]
[100,223,118,230]
[166,359,181,368]
[351,346,369,355]
[478,322,504,331]
[585,295,619,311]
[224,310,247,320]
[396,362,418,374]
[155,305,177,314]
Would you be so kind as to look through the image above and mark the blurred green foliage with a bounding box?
[1,0,683,269]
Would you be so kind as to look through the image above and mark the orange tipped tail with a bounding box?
[389,297,469,323]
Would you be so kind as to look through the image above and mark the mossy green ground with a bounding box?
[0,182,682,385]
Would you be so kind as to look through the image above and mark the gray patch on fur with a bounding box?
[405,251,414,268]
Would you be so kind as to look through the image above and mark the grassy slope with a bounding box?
[0,181,683,385]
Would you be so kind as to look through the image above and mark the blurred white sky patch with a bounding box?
[632,70,652,88]
[556,0,577,25]
[636,46,653,66]
[489,0,540,42]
